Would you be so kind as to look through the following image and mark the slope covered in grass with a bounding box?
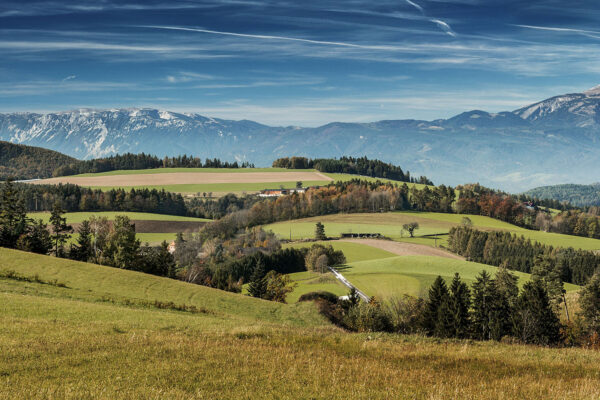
[266,211,600,251]
[1,248,599,399]
[0,248,325,327]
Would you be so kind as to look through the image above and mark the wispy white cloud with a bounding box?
[0,80,139,96]
[166,71,216,83]
[431,19,457,37]
[405,0,424,13]
[143,25,408,51]
[62,75,77,82]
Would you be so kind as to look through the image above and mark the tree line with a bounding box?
[447,225,600,285]
[0,181,176,277]
[200,180,456,240]
[272,156,433,185]
[456,183,600,241]
[12,182,187,216]
[307,268,600,348]
[52,153,254,177]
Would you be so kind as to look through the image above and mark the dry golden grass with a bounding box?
[1,248,600,399]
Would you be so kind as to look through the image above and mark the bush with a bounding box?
[385,295,426,334]
[305,244,346,272]
[343,301,392,333]
[298,291,340,304]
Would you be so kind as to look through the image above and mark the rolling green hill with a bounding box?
[1,248,599,399]
[282,240,579,303]
[0,141,77,180]
[266,211,600,251]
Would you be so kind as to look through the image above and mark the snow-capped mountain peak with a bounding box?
[584,84,600,96]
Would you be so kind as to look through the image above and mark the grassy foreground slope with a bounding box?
[266,211,600,250]
[0,248,322,327]
[1,249,600,398]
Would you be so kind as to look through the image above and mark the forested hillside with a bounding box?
[273,156,433,184]
[0,141,76,180]
[524,183,600,207]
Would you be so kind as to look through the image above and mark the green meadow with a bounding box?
[341,255,579,299]
[266,211,600,251]
[1,248,599,399]
[283,240,579,303]
[282,241,398,302]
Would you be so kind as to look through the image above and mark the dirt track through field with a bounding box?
[33,171,333,187]
[339,238,464,260]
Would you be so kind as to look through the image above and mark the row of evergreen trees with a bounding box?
[0,180,176,277]
[12,182,187,216]
[423,272,563,344]
[272,156,433,185]
[52,153,253,177]
[448,225,600,285]
[317,268,600,347]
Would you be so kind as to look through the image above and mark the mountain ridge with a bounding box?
[2,87,600,192]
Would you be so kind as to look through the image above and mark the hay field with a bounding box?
[33,171,332,187]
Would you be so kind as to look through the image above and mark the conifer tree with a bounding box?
[0,179,29,248]
[423,276,450,335]
[315,222,326,240]
[105,216,140,269]
[579,273,600,335]
[471,270,495,340]
[73,220,93,261]
[449,273,471,338]
[531,254,564,310]
[495,264,519,307]
[49,202,72,257]
[248,260,268,299]
[513,281,561,345]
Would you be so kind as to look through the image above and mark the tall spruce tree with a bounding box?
[49,202,72,257]
[513,281,561,345]
[471,270,495,340]
[315,222,326,240]
[579,273,600,335]
[0,179,29,248]
[73,220,93,261]
[248,260,268,299]
[449,273,471,338]
[423,276,450,335]
[531,254,565,308]
[495,265,519,307]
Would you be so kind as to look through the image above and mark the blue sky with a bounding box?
[1,0,600,126]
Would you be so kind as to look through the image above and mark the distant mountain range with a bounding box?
[524,183,600,207]
[2,86,600,192]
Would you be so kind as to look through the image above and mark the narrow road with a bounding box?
[328,266,370,302]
